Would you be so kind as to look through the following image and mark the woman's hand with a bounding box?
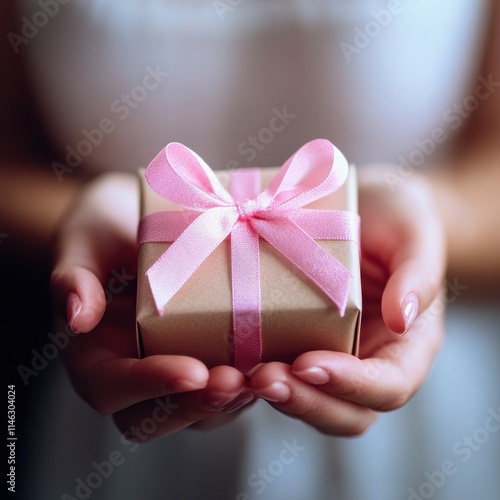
[51,172,254,441]
[249,168,446,436]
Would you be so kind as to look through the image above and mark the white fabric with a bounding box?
[22,0,489,170]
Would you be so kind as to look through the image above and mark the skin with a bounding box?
[1,1,499,439]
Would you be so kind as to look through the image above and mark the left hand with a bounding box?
[249,168,446,436]
[50,173,254,441]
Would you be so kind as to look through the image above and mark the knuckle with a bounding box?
[336,380,370,401]
[285,393,325,420]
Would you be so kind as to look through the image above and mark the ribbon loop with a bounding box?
[145,142,234,211]
[263,140,348,210]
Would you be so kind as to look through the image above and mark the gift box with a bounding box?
[136,139,361,374]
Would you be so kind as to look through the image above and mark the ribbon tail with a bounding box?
[289,209,360,242]
[146,207,238,314]
[252,218,352,316]
[230,220,262,374]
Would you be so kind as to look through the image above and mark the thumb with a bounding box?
[50,173,139,334]
[381,212,446,335]
[51,232,109,334]
[381,260,442,335]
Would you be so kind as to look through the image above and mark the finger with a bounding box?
[113,365,253,440]
[51,174,138,333]
[51,263,108,334]
[250,362,377,436]
[72,355,210,415]
[382,187,446,334]
[291,307,444,411]
[382,257,443,335]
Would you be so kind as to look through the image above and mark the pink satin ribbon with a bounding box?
[138,139,359,373]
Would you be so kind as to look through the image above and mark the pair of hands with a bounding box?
[51,166,445,440]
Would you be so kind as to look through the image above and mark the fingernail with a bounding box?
[255,382,291,403]
[201,389,242,410]
[402,292,419,334]
[292,366,330,385]
[66,293,82,333]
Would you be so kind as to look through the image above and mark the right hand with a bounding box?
[51,172,254,442]
[249,168,446,436]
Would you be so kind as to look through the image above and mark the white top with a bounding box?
[21,0,490,173]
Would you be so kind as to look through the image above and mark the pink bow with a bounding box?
[139,139,359,373]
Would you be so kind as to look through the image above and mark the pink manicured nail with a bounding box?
[255,382,291,403]
[66,293,82,333]
[292,366,330,385]
[402,292,419,334]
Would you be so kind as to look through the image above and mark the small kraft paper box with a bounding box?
[136,139,361,374]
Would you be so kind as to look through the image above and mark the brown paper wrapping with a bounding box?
[136,166,361,368]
